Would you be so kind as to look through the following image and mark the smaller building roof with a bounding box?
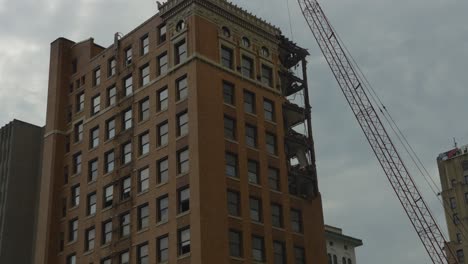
[325,225,363,247]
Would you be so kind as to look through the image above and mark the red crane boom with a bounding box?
[296,0,456,263]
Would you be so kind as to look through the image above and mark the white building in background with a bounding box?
[325,225,363,264]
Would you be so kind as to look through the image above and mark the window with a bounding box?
[261,64,273,87]
[465,192,468,203]
[138,203,149,230]
[105,150,115,173]
[177,111,188,137]
[74,121,83,142]
[271,203,283,228]
[157,121,169,146]
[121,176,131,200]
[291,209,303,233]
[72,59,77,73]
[88,159,98,182]
[159,24,167,43]
[69,218,78,241]
[264,99,275,121]
[342,257,346,264]
[176,20,186,32]
[248,160,259,184]
[139,64,150,87]
[178,226,191,255]
[157,195,169,222]
[178,148,189,174]
[221,46,233,69]
[223,81,235,105]
[73,152,82,174]
[125,47,132,65]
[222,26,231,37]
[90,126,99,148]
[108,57,116,77]
[245,124,257,148]
[244,91,255,114]
[139,132,149,156]
[139,97,150,121]
[157,87,168,111]
[328,254,332,264]
[176,75,188,101]
[124,75,133,96]
[465,175,468,184]
[158,52,168,75]
[103,185,113,208]
[175,39,187,64]
[101,257,112,264]
[137,243,149,264]
[87,192,97,215]
[252,236,265,262]
[67,254,76,264]
[273,241,286,264]
[268,167,280,191]
[450,197,457,209]
[348,259,352,264]
[85,227,95,251]
[457,233,463,243]
[266,132,277,155]
[178,186,190,213]
[295,246,306,264]
[249,197,262,222]
[106,118,115,140]
[120,212,130,237]
[94,67,101,86]
[71,184,80,207]
[122,141,132,164]
[67,106,72,123]
[158,157,169,184]
[76,92,85,112]
[157,235,169,263]
[454,213,460,225]
[123,108,133,130]
[261,46,270,57]
[102,220,112,244]
[138,167,149,193]
[229,230,242,257]
[457,250,465,263]
[107,86,116,106]
[242,37,250,47]
[224,116,236,140]
[227,190,240,216]
[241,55,254,78]
[225,152,238,178]
[141,35,149,55]
[120,251,129,264]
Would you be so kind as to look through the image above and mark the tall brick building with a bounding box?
[34,0,327,263]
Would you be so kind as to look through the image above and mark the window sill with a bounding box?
[137,153,150,160]
[66,240,77,246]
[101,243,111,249]
[137,189,150,197]
[230,256,245,261]
[251,221,264,226]
[68,205,79,212]
[248,182,262,188]
[246,146,259,152]
[245,112,257,118]
[265,119,277,125]
[228,215,242,221]
[176,172,189,179]
[156,108,168,116]
[176,97,188,105]
[223,102,236,109]
[136,227,149,235]
[272,226,285,231]
[156,144,168,151]
[156,181,169,188]
[225,138,238,144]
[270,189,282,195]
[177,253,191,260]
[88,180,97,186]
[227,176,240,182]
[176,134,188,141]
[177,210,190,218]
[138,118,150,126]
[101,206,113,213]
[83,249,94,256]
[156,220,168,227]
[86,213,96,220]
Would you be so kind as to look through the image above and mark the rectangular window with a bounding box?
[120,250,129,264]
[74,121,83,142]
[271,203,283,228]
[157,195,169,222]
[107,86,116,106]
[90,126,99,148]
[157,235,169,263]
[138,167,149,193]
[106,118,115,140]
[85,227,95,251]
[87,192,97,215]
[294,246,306,264]
[108,57,116,77]
[178,186,190,213]
[157,121,169,146]
[140,64,150,86]
[141,35,149,55]
[178,226,191,255]
[268,167,280,191]
[457,233,463,243]
[94,67,101,86]
[67,254,76,264]
[137,203,149,230]
[266,132,277,155]
[102,220,112,244]
[241,55,254,78]
[139,97,150,121]
[454,213,460,225]
[175,39,187,64]
[158,157,169,184]
[72,59,77,74]
[157,87,168,111]
[122,141,132,164]
[124,75,133,96]
[221,46,233,69]
[121,176,131,200]
[137,243,149,264]
[227,190,240,216]
[176,75,188,101]
[125,47,132,65]
[139,132,150,156]
[457,250,465,263]
[248,160,259,184]
[249,197,262,222]
[229,230,242,257]
[71,184,80,207]
[103,185,113,208]
[224,116,236,140]
[105,150,115,173]
[450,197,457,209]
[245,124,257,148]
[261,64,273,87]
[225,152,238,178]
[264,99,275,121]
[73,152,82,174]
[178,148,189,174]
[223,81,235,105]
[465,192,468,203]
[159,24,167,43]
[158,52,168,75]
[101,257,112,264]
[244,90,255,114]
[77,92,85,112]
[69,218,78,241]
[177,111,188,137]
[273,241,286,264]
[291,208,303,233]
[252,236,265,262]
[120,212,130,237]
[91,94,101,115]
[88,159,98,182]
[123,108,132,130]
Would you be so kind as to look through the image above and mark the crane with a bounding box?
[295,0,457,263]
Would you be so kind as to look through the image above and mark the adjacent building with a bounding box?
[0,119,43,264]
[324,225,362,264]
[34,0,328,263]
[437,145,468,264]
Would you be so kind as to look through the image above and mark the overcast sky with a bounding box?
[1,0,468,263]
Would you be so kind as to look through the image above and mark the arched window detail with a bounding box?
[327,254,332,264]
[176,20,186,32]
[348,258,352,264]
[222,26,231,37]
[342,257,346,264]
[333,255,338,264]
[261,46,269,57]
[242,37,250,47]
